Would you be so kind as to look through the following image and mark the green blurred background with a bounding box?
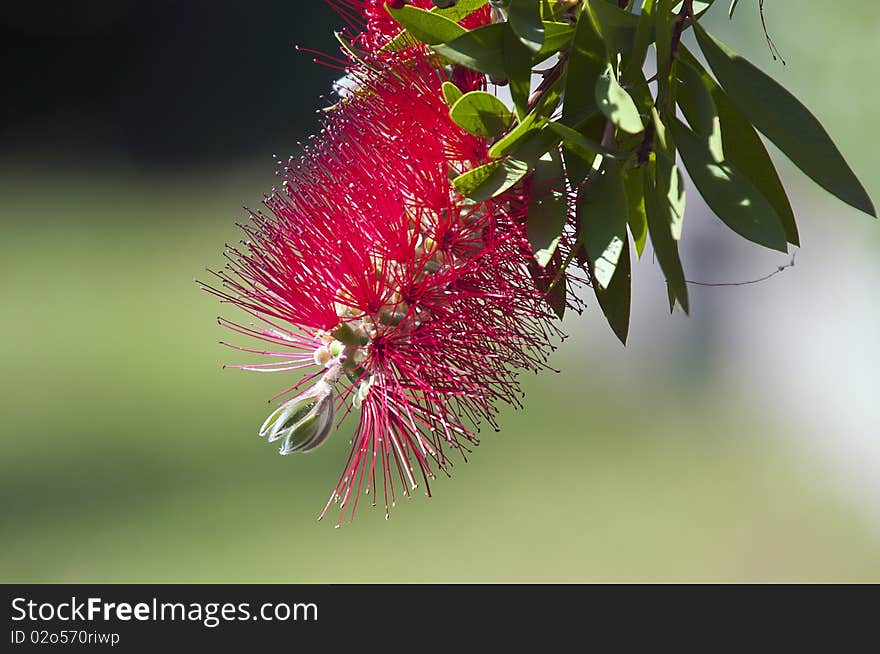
[2,1,879,582]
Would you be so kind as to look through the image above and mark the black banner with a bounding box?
[3,584,875,649]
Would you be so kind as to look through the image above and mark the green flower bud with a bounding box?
[259,382,335,455]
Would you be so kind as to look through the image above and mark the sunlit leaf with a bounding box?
[644,161,689,313]
[502,25,533,119]
[563,15,607,185]
[623,166,648,258]
[508,0,545,52]
[534,21,576,62]
[441,81,463,106]
[450,91,513,138]
[675,60,723,162]
[594,235,632,345]
[527,148,568,267]
[453,158,530,201]
[433,23,507,78]
[695,23,876,217]
[670,118,788,252]
[576,162,629,290]
[587,0,639,54]
[622,0,656,84]
[386,5,466,44]
[548,121,631,160]
[595,64,644,134]
[678,46,799,245]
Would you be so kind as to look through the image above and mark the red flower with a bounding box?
[205,52,578,524]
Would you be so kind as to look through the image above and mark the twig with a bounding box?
[685,251,796,287]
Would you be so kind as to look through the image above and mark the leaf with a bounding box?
[670,118,788,251]
[655,0,675,103]
[502,24,533,120]
[665,155,686,240]
[386,5,466,45]
[527,148,568,267]
[576,162,629,290]
[675,59,723,162]
[622,0,656,84]
[548,121,631,160]
[453,158,530,202]
[441,81,463,106]
[595,64,644,134]
[728,0,740,18]
[594,235,632,345]
[678,46,798,245]
[562,11,606,124]
[694,23,876,217]
[534,21,576,62]
[643,161,689,313]
[434,0,488,22]
[450,91,513,138]
[508,0,545,52]
[587,0,639,54]
[563,15,607,185]
[433,23,507,78]
[509,124,563,163]
[622,166,648,258]
[530,251,568,320]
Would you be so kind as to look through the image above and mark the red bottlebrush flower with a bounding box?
[205,50,579,524]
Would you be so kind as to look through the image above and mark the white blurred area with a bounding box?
[566,182,880,530]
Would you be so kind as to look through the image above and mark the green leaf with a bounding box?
[433,23,507,78]
[623,166,648,258]
[587,0,639,54]
[622,0,656,84]
[643,161,689,313]
[527,148,568,267]
[728,0,740,18]
[435,0,488,22]
[502,24,533,120]
[675,60,723,162]
[548,121,631,160]
[655,0,675,104]
[441,81,463,106]
[665,154,686,240]
[450,91,513,138]
[453,158,530,202]
[594,235,632,345]
[386,5,466,44]
[508,0,545,52]
[563,11,606,123]
[562,112,606,186]
[562,14,607,185]
[678,46,798,245]
[595,64,644,134]
[694,23,876,217]
[576,162,629,290]
[510,123,564,163]
[534,21,576,62]
[670,118,788,252]
[530,252,568,319]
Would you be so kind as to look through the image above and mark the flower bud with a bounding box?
[259,382,335,454]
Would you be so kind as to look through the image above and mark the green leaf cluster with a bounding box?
[387,1,875,344]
